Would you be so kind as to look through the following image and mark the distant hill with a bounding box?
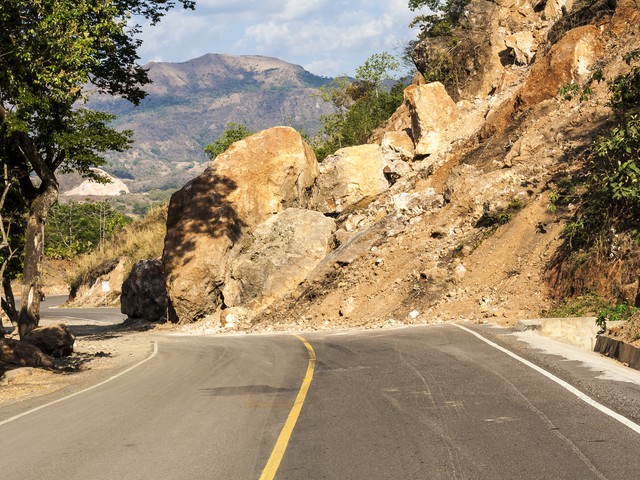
[88,54,335,192]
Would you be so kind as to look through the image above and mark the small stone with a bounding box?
[408,310,421,319]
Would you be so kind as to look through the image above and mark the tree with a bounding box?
[204,122,253,160]
[0,164,26,335]
[0,0,195,337]
[408,0,470,39]
[313,53,404,160]
[45,201,131,259]
[355,52,400,98]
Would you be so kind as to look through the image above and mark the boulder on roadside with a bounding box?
[313,144,389,214]
[223,208,336,308]
[121,259,167,322]
[21,324,75,358]
[0,337,55,368]
[162,126,319,323]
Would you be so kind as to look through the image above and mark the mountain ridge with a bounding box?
[88,53,334,192]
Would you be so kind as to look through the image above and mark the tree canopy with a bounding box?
[313,52,404,160]
[0,0,195,337]
[408,0,469,39]
[45,201,131,259]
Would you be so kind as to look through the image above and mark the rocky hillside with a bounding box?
[88,54,334,192]
[74,0,640,337]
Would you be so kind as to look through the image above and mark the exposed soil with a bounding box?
[0,320,155,408]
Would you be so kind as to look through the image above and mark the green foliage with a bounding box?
[313,53,405,161]
[408,0,470,40]
[546,293,610,319]
[355,52,400,92]
[45,201,131,259]
[475,198,523,230]
[558,83,581,101]
[563,50,640,250]
[204,122,253,160]
[596,303,639,333]
[558,70,604,102]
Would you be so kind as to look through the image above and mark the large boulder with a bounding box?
[21,324,75,358]
[483,25,604,138]
[313,144,389,214]
[381,131,415,162]
[162,126,319,323]
[404,83,458,157]
[516,25,603,109]
[121,259,168,321]
[0,337,55,368]
[223,208,336,307]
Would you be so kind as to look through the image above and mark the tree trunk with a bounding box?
[1,277,18,336]
[18,183,58,338]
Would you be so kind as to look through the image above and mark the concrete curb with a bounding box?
[515,318,639,371]
[594,336,640,371]
[514,317,608,350]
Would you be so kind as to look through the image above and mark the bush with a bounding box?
[563,50,640,250]
[204,122,252,160]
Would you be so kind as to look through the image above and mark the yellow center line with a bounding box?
[259,334,316,480]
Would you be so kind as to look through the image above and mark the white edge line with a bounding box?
[454,324,640,435]
[0,341,158,427]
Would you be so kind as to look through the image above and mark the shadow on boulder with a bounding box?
[21,323,75,358]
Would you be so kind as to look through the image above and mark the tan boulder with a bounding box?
[505,31,537,65]
[369,102,412,144]
[544,0,574,19]
[483,25,603,138]
[381,131,415,162]
[404,83,457,157]
[223,208,336,308]
[611,0,640,35]
[313,144,389,214]
[162,127,319,323]
[517,25,603,108]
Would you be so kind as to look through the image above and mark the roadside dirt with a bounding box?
[0,321,155,409]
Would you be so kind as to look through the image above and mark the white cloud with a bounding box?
[136,0,418,76]
[277,0,328,21]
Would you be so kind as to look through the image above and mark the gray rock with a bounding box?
[121,259,168,321]
[224,208,336,308]
[0,337,55,368]
[22,324,75,358]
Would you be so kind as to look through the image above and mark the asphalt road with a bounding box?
[39,295,126,325]
[1,324,640,479]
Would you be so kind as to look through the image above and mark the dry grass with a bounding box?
[69,205,167,290]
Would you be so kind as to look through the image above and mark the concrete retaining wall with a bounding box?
[516,317,600,350]
[594,336,640,371]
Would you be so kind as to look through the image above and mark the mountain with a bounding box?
[88,54,335,192]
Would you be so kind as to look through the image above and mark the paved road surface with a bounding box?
[39,295,126,325]
[1,324,640,479]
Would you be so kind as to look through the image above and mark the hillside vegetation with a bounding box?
[88,54,335,192]
[67,205,167,304]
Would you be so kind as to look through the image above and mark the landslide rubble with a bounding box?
[136,0,640,333]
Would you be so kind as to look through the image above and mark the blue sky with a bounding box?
[136,0,419,77]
